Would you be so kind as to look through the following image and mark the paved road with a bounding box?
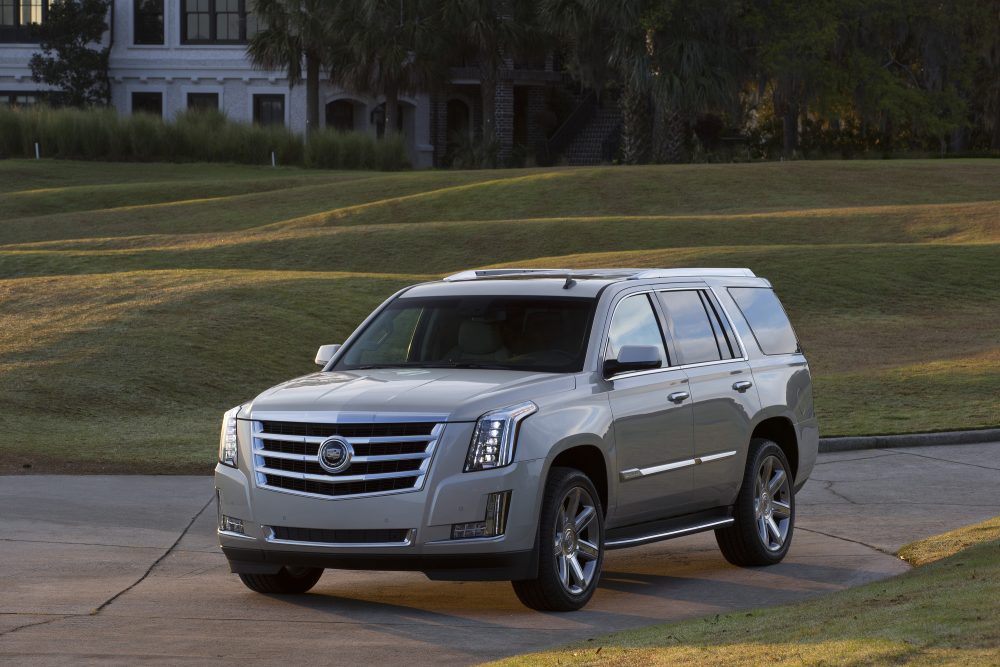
[2,442,999,665]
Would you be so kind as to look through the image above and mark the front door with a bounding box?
[604,293,695,525]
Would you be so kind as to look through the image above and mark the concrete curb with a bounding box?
[819,428,1000,453]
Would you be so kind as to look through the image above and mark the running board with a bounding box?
[605,509,734,550]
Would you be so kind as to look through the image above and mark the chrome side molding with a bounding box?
[619,450,737,482]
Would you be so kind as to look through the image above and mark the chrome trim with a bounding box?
[257,432,437,445]
[217,529,256,541]
[253,421,443,501]
[424,534,508,546]
[605,518,735,548]
[247,411,450,424]
[264,528,416,548]
[443,268,755,282]
[620,450,737,481]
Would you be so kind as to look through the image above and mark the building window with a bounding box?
[133,0,163,44]
[0,0,49,43]
[0,91,40,107]
[253,94,284,126]
[182,0,256,44]
[187,92,219,111]
[132,91,163,117]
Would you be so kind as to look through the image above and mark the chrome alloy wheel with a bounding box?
[754,454,792,551]
[553,486,600,595]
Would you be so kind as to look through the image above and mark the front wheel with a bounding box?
[238,566,323,594]
[715,438,795,566]
[512,467,604,611]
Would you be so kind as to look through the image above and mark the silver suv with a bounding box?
[215,268,818,611]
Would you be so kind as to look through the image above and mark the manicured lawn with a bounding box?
[491,517,1000,666]
[0,159,997,472]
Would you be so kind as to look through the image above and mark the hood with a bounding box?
[246,368,575,423]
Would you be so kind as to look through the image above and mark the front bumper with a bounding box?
[215,420,545,581]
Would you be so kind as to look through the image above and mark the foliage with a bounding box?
[0,106,406,169]
[28,0,111,107]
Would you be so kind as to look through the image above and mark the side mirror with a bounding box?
[315,344,342,366]
[603,345,662,378]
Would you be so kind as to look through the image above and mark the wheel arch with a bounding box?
[545,441,611,517]
[750,414,799,482]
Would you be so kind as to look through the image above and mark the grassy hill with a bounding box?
[1,159,997,473]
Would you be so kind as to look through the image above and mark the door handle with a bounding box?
[667,391,690,404]
[732,380,753,393]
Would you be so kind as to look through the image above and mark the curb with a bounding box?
[819,428,1000,453]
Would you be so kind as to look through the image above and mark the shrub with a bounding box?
[0,105,406,170]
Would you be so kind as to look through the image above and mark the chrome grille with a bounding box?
[253,420,442,500]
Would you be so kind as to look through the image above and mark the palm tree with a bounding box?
[247,0,335,133]
[330,0,444,136]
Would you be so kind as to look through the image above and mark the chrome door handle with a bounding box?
[732,380,753,393]
[667,391,690,404]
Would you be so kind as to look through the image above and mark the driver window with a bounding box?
[606,294,668,364]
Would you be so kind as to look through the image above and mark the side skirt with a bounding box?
[604,507,734,550]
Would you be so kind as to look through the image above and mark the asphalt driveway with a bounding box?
[2,442,999,665]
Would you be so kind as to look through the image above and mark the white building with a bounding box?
[0,0,435,167]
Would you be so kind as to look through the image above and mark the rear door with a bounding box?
[655,288,760,509]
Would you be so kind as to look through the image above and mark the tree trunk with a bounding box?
[653,96,687,163]
[781,102,798,158]
[619,79,649,165]
[305,53,320,134]
[383,84,399,137]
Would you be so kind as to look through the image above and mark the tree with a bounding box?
[440,0,535,144]
[247,0,335,133]
[29,0,111,107]
[330,0,444,136]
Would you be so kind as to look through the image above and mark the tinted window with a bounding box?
[657,290,722,365]
[700,290,739,360]
[606,294,667,365]
[728,287,799,355]
[336,296,595,373]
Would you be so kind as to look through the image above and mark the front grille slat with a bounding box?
[253,419,442,500]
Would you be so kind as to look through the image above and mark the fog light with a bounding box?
[451,490,511,539]
[220,515,245,535]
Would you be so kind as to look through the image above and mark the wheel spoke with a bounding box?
[766,516,782,544]
[768,468,787,495]
[565,487,581,520]
[553,534,563,555]
[577,539,599,561]
[568,554,586,587]
[558,554,570,588]
[772,500,791,518]
[574,505,595,533]
[757,516,768,544]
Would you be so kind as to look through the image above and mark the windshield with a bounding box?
[334,295,596,373]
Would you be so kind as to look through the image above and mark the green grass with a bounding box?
[0,159,998,472]
[489,517,1000,667]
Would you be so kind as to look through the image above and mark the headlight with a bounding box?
[464,401,537,472]
[218,406,241,467]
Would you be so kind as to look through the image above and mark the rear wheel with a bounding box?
[512,467,604,611]
[238,566,324,594]
[715,438,795,566]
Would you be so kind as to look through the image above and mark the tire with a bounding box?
[512,467,604,611]
[715,438,795,567]
[238,566,324,594]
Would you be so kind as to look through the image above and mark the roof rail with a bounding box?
[626,268,755,280]
[442,267,755,282]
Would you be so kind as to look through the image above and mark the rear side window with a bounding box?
[728,287,800,355]
[657,290,727,365]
